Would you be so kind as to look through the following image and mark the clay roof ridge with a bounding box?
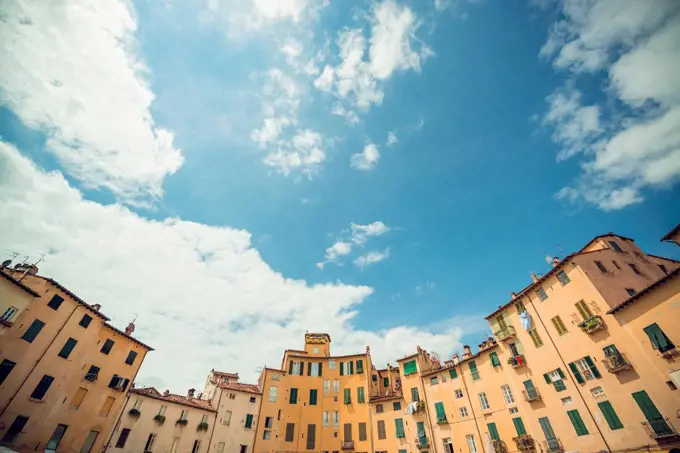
[607,267,680,314]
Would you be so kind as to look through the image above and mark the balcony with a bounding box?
[416,437,429,449]
[494,326,516,341]
[578,315,606,334]
[508,355,527,368]
[522,388,541,402]
[341,441,355,450]
[642,418,680,441]
[661,347,680,359]
[513,435,535,452]
[491,440,508,453]
[603,353,632,373]
[542,438,564,453]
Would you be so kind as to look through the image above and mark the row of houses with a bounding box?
[1,227,679,453]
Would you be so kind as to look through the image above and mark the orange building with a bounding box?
[0,264,40,337]
[0,268,152,453]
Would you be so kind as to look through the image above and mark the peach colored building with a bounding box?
[0,269,152,453]
[0,265,40,337]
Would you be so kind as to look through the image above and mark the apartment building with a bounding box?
[0,264,40,337]
[0,268,152,453]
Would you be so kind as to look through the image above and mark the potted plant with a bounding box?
[197,422,209,432]
[153,414,166,425]
[176,418,188,427]
[128,408,141,419]
[436,418,447,425]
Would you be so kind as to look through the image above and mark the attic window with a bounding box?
[608,241,623,253]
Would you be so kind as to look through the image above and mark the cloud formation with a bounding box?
[350,143,381,171]
[318,221,391,268]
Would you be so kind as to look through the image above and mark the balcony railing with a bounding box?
[578,315,605,334]
[508,354,526,368]
[642,418,679,440]
[542,438,564,453]
[603,353,632,373]
[341,441,355,450]
[661,347,680,359]
[494,326,516,341]
[491,440,508,453]
[513,435,535,451]
[522,388,541,402]
[416,436,429,449]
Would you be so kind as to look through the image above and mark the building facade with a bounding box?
[0,264,40,337]
[0,268,152,453]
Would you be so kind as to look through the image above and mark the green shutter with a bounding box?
[393,401,401,411]
[403,360,417,375]
[343,388,351,404]
[357,387,365,403]
[434,402,446,421]
[356,360,363,374]
[643,324,673,351]
[245,414,253,428]
[556,368,565,378]
[469,361,480,380]
[395,418,405,438]
[416,421,425,437]
[543,373,551,384]
[383,377,389,387]
[632,391,663,421]
[487,422,500,441]
[290,388,298,404]
[309,389,317,405]
[584,356,601,378]
[490,352,501,367]
[568,363,585,384]
[349,361,354,375]
[411,387,419,402]
[449,368,457,379]
[554,379,567,392]
[340,362,344,376]
[598,401,623,430]
[567,410,589,436]
[512,417,527,436]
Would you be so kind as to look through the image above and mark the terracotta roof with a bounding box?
[0,269,41,297]
[285,349,308,354]
[661,224,680,242]
[369,393,404,403]
[647,254,680,264]
[212,370,239,378]
[607,267,680,314]
[132,387,216,411]
[219,382,261,395]
[104,323,154,351]
[396,353,419,363]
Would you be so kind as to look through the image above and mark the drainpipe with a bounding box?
[460,362,486,453]
[206,386,223,452]
[526,278,612,453]
[419,374,438,453]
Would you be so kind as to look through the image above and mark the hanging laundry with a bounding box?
[519,310,532,330]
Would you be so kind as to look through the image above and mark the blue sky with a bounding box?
[1,0,678,389]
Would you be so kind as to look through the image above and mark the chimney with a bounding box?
[366,346,370,355]
[531,273,539,282]
[188,388,195,399]
[510,292,516,299]
[452,353,460,365]
[164,389,170,396]
[462,345,471,359]
[92,304,101,312]
[124,322,135,335]
[552,257,560,268]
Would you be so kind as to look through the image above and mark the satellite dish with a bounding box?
[1,259,11,267]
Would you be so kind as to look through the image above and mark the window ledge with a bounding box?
[28,397,45,403]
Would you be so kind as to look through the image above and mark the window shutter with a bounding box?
[575,300,591,319]
[556,368,565,379]
[512,417,527,436]
[357,387,365,403]
[285,423,294,442]
[643,324,673,351]
[543,373,551,384]
[308,362,312,376]
[567,410,588,436]
[487,423,500,441]
[416,421,425,438]
[395,418,405,438]
[358,422,367,441]
[289,361,294,374]
[403,360,417,375]
[349,361,354,375]
[411,387,419,402]
[383,377,389,387]
[598,401,623,430]
[357,360,363,374]
[343,388,351,404]
[306,424,315,450]
[449,368,457,379]
[310,389,317,405]
[435,402,446,421]
[632,391,663,421]
[245,414,253,428]
[344,423,353,441]
[318,363,322,377]
[340,362,345,376]
[290,388,297,404]
[568,362,585,384]
[584,356,601,378]
[490,352,500,367]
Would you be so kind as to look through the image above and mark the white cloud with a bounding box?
[0,141,467,389]
[331,103,361,125]
[264,129,325,175]
[317,221,390,268]
[386,131,398,146]
[542,2,680,210]
[250,117,294,147]
[0,0,183,203]
[350,143,380,171]
[351,221,391,244]
[354,248,390,269]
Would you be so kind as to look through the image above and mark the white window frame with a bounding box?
[333,380,340,394]
[323,411,329,427]
[201,415,208,423]
[332,411,339,427]
[313,347,319,353]
[1,306,18,322]
[501,385,514,404]
[466,434,478,453]
[292,361,302,376]
[590,386,605,398]
[223,410,232,426]
[269,387,277,403]
[133,398,142,410]
[575,358,596,381]
[310,362,321,377]
[323,380,330,394]
[561,396,573,405]
[180,410,188,421]
[459,407,469,417]
[548,370,562,382]
[455,389,464,399]
[328,360,336,369]
[478,392,490,410]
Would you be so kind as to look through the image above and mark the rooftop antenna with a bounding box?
[19,254,44,281]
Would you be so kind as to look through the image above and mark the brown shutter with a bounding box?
[377,420,386,440]
[344,423,352,441]
[306,424,315,450]
[285,423,294,442]
[358,422,367,441]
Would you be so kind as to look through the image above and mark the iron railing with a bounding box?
[508,354,527,368]
[513,435,535,451]
[542,438,564,453]
[492,440,508,453]
[341,441,355,450]
[522,388,541,402]
[603,353,632,373]
[494,325,516,341]
[578,315,605,334]
[642,418,679,439]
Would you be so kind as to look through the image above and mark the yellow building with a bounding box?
[0,264,40,337]
[0,268,152,453]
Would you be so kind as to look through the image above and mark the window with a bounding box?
[46,424,68,450]
[85,365,100,382]
[1,306,18,322]
[343,388,351,404]
[249,397,256,403]
[501,385,514,404]
[449,368,458,379]
[244,414,253,429]
[269,386,277,402]
[108,375,130,392]
[570,357,602,383]
[125,351,138,366]
[536,288,548,301]
[21,319,45,343]
[170,438,179,453]
[403,359,417,375]
[79,314,92,328]
[598,401,623,430]
[263,431,271,440]
[47,294,64,310]
[310,389,318,405]
[101,339,114,355]
[643,323,675,352]
[272,374,279,381]
[158,405,167,416]
[544,369,567,392]
[441,372,447,382]
[285,423,295,442]
[323,411,330,427]
[340,361,354,376]
[561,396,573,405]
[290,361,302,375]
[191,440,201,453]
[469,361,480,381]
[575,300,593,320]
[332,411,339,427]
[465,434,477,453]
[512,417,527,436]
[608,241,623,252]
[489,352,501,368]
[377,420,386,440]
[591,386,605,398]
[551,316,568,335]
[306,424,316,449]
[144,433,157,452]
[659,264,668,274]
[393,401,401,411]
[115,429,131,448]
[0,359,17,385]
[313,347,319,353]
[594,261,608,273]
[100,396,115,416]
[567,409,589,436]
[478,392,490,410]
[395,418,405,438]
[289,388,298,404]
[629,263,642,275]
[383,377,389,387]
[31,375,54,400]
[455,389,463,398]
[2,415,29,443]
[430,376,438,385]
[328,360,336,369]
[509,407,519,414]
[626,288,636,296]
[309,362,322,376]
[357,387,365,403]
[459,407,468,417]
[556,270,570,286]
[411,387,420,401]
[333,379,339,394]
[356,359,364,374]
[487,422,500,441]
[223,410,232,425]
[359,422,367,441]
[344,423,353,441]
[528,329,543,347]
[376,404,384,413]
[58,337,78,359]
[180,410,188,421]
[216,443,225,453]
[323,379,330,394]
[435,402,446,422]
[70,387,88,410]
[239,446,247,453]
[80,430,99,453]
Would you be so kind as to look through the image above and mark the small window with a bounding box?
[393,401,401,411]
[608,241,623,252]
[501,385,514,404]
[536,288,548,301]
[478,392,490,410]
[223,411,232,425]
[594,261,608,273]
[328,360,336,369]
[272,374,279,381]
[626,288,636,296]
[551,316,568,335]
[58,338,78,359]
[100,396,116,416]
[31,375,55,400]
[403,360,417,375]
[612,260,621,270]
[21,319,46,343]
[263,430,271,440]
[79,314,92,328]
[100,339,114,355]
[459,407,468,417]
[666,380,677,390]
[125,351,138,366]
[265,416,273,428]
[430,376,438,385]
[249,396,257,403]
[376,404,383,413]
[0,359,17,385]
[313,347,319,353]
[509,407,518,414]
[561,396,573,405]
[1,306,19,322]
[528,329,543,347]
[556,271,570,286]
[47,294,64,310]
[590,386,605,397]
[629,263,642,275]
[46,425,68,450]
[85,365,100,381]
[115,429,131,448]
[643,323,675,352]
[658,264,668,274]
[455,389,463,398]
